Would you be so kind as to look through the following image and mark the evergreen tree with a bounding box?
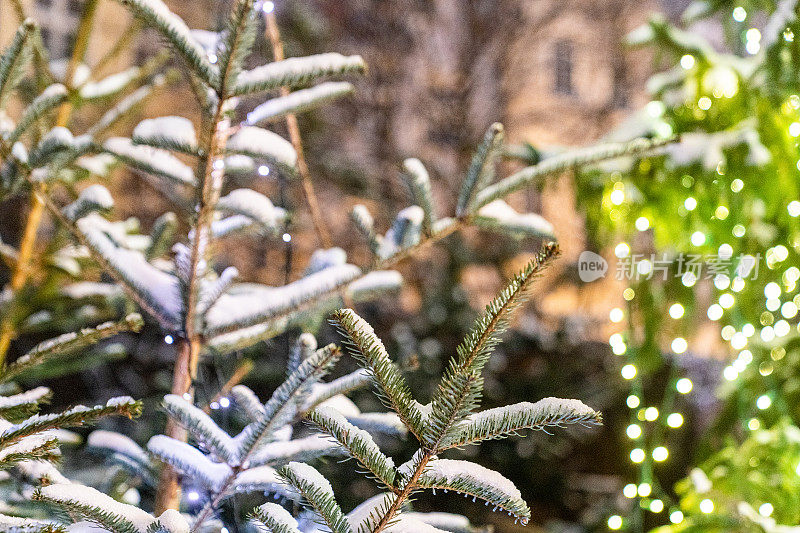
[0,0,670,530]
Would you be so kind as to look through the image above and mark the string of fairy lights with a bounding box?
[604,6,800,530]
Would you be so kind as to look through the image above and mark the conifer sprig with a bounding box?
[1,314,143,382]
[425,242,559,449]
[330,309,426,439]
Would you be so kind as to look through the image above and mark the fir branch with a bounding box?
[440,398,602,450]
[0,513,65,533]
[0,386,51,420]
[87,75,168,137]
[287,333,317,377]
[0,435,60,467]
[473,136,671,209]
[0,19,35,108]
[330,309,425,440]
[4,84,68,144]
[216,189,288,236]
[117,0,217,86]
[104,137,197,186]
[146,212,178,260]
[251,502,302,533]
[300,369,372,415]
[225,126,297,169]
[457,122,503,216]
[402,158,436,235]
[132,116,199,155]
[216,0,258,96]
[425,242,558,449]
[0,397,141,448]
[75,216,183,331]
[147,435,232,492]
[203,264,362,336]
[416,459,529,525]
[1,314,143,382]
[62,184,114,221]
[237,344,341,456]
[79,66,145,101]
[230,384,266,423]
[34,483,155,533]
[232,53,365,96]
[246,81,355,125]
[472,200,555,240]
[248,434,342,468]
[278,462,352,533]
[308,406,397,489]
[160,394,238,464]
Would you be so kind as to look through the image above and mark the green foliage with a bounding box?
[0,19,35,108]
[279,461,352,533]
[1,314,143,382]
[331,309,426,439]
[117,0,216,86]
[426,243,558,449]
[0,0,633,531]
[565,1,800,530]
[654,420,800,532]
[457,122,504,217]
[308,406,397,488]
[231,53,366,96]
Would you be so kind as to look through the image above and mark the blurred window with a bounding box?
[554,39,574,95]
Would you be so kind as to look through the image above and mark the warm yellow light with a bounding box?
[667,413,684,428]
[652,446,669,462]
[627,424,642,439]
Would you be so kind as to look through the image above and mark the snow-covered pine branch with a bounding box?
[473,136,671,209]
[5,84,68,144]
[308,406,397,488]
[402,159,436,235]
[457,122,503,217]
[236,344,342,455]
[425,243,558,449]
[440,398,601,450]
[79,67,144,101]
[116,0,216,86]
[216,189,288,237]
[330,309,425,440]
[0,397,141,448]
[278,461,351,533]
[62,184,114,221]
[160,394,238,464]
[232,53,365,96]
[247,81,355,125]
[76,217,183,331]
[0,20,36,108]
[34,483,190,533]
[251,502,302,533]
[225,127,297,170]
[1,314,143,382]
[104,137,196,186]
[0,387,52,420]
[132,116,199,155]
[203,264,362,336]
[473,200,555,240]
[416,459,530,525]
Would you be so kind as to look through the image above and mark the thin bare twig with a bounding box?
[263,10,333,249]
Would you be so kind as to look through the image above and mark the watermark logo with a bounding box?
[578,251,608,282]
[576,251,762,282]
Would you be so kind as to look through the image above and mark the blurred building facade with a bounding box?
[0,0,678,312]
